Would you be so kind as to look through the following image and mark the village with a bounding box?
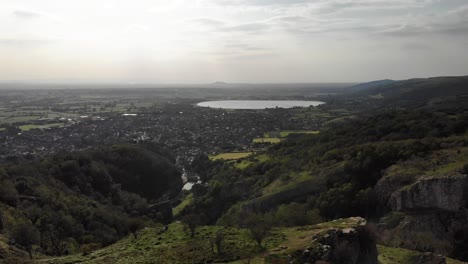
[0,95,332,173]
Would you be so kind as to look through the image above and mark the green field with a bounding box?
[233,154,269,169]
[0,108,80,124]
[209,152,254,161]
[172,194,193,216]
[253,137,281,143]
[279,130,320,137]
[19,123,64,131]
[263,130,320,139]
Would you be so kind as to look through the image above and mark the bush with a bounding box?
[127,218,144,238]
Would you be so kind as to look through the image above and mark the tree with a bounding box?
[210,230,224,254]
[0,211,3,232]
[0,179,18,206]
[42,227,69,256]
[181,214,203,238]
[11,222,40,259]
[243,213,271,248]
[127,218,144,238]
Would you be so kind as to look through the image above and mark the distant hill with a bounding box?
[354,75,468,109]
[347,79,396,92]
[211,81,228,85]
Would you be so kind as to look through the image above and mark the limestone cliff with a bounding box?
[389,173,467,212]
[376,171,468,260]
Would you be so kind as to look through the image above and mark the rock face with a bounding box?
[288,217,378,264]
[375,173,417,206]
[392,211,468,242]
[389,174,467,212]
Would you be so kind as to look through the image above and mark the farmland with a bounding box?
[252,137,282,143]
[279,130,320,137]
[209,152,254,161]
[19,123,64,131]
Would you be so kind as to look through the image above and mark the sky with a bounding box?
[1,0,468,83]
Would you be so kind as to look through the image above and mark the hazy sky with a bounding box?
[1,0,468,83]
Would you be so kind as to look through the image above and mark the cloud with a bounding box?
[378,5,468,37]
[312,0,434,13]
[238,2,468,39]
[124,24,151,33]
[220,52,278,61]
[216,0,310,6]
[13,10,41,19]
[224,22,270,33]
[400,42,433,51]
[224,43,269,51]
[189,18,270,34]
[211,0,436,9]
[189,18,226,28]
[0,38,53,47]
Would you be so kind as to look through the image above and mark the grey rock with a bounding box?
[389,173,467,212]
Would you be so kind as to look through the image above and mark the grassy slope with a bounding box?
[38,222,283,264]
[172,193,193,217]
[37,218,466,264]
[233,154,269,170]
[378,245,464,264]
[380,147,468,193]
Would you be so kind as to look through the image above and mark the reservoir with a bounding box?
[196,100,325,110]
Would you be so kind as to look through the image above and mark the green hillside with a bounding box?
[183,107,468,261]
[2,76,468,263]
[352,75,468,109]
[0,143,182,261]
[35,219,465,264]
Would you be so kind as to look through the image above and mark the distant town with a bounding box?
[0,86,347,173]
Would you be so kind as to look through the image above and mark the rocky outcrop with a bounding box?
[391,211,468,241]
[376,171,468,259]
[269,217,378,264]
[389,173,467,212]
